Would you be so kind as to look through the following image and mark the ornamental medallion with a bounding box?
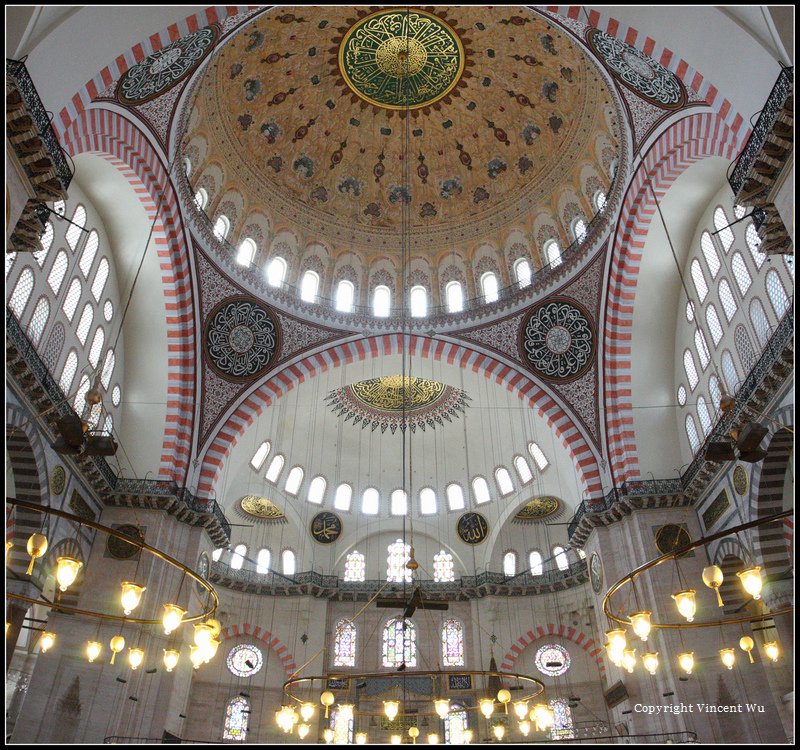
[654,524,691,558]
[239,495,286,522]
[456,512,489,545]
[514,496,561,523]
[732,464,748,496]
[310,512,343,544]
[50,465,66,496]
[339,9,465,110]
[195,551,210,596]
[589,551,603,594]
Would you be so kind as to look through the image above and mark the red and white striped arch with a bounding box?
[60,108,196,482]
[500,622,607,682]
[603,112,740,483]
[220,622,298,677]
[196,335,603,498]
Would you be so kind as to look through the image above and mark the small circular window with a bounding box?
[677,385,687,406]
[227,644,263,678]
[535,644,570,677]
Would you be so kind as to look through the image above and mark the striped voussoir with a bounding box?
[60,108,196,484]
[603,112,740,484]
[220,623,297,677]
[500,622,606,682]
[196,335,603,498]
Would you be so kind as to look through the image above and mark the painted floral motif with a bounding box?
[487,158,508,180]
[440,178,463,199]
[244,79,261,101]
[388,185,411,205]
[293,155,315,178]
[522,122,541,145]
[337,176,363,197]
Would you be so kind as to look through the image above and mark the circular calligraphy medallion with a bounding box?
[535,644,571,677]
[106,524,145,560]
[338,8,465,110]
[589,552,603,594]
[204,297,280,382]
[520,298,594,382]
[310,512,342,544]
[227,644,263,678]
[50,465,66,496]
[195,551,210,596]
[456,512,489,545]
[654,524,691,558]
[732,464,748,496]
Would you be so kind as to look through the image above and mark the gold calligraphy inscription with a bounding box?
[240,495,285,520]
[515,496,560,520]
[339,8,465,110]
[310,512,342,544]
[457,512,489,545]
[351,375,446,412]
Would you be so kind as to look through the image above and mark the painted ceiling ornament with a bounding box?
[204,297,280,382]
[238,495,287,524]
[586,27,686,109]
[117,25,219,104]
[324,375,471,433]
[513,496,562,523]
[338,8,465,110]
[520,298,594,382]
[732,464,749,496]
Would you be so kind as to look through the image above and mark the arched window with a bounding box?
[410,285,427,317]
[236,238,257,266]
[690,259,708,302]
[731,253,752,297]
[48,250,69,295]
[445,280,464,312]
[344,550,365,582]
[266,256,287,287]
[495,467,514,496]
[444,705,469,745]
[419,488,437,515]
[694,329,710,370]
[686,300,695,322]
[503,551,517,576]
[361,487,379,515]
[677,384,687,406]
[65,205,86,251]
[545,240,562,267]
[686,415,700,454]
[433,550,455,583]
[373,285,391,317]
[718,278,738,321]
[714,207,734,252]
[382,617,416,668]
[256,548,270,574]
[683,349,699,390]
[783,254,794,278]
[706,304,724,346]
[307,475,325,504]
[183,156,191,177]
[330,707,355,745]
[265,454,285,482]
[335,279,355,312]
[35,222,54,267]
[334,483,352,511]
[285,466,304,495]
[594,191,607,212]
[472,476,491,505]
[553,546,569,571]
[749,298,771,348]
[446,483,465,511]
[79,230,99,276]
[250,441,271,470]
[212,548,223,562]
[231,544,247,570]
[62,278,82,321]
[387,540,412,583]
[213,215,230,241]
[765,270,790,318]
[514,258,532,288]
[26,297,50,347]
[6,252,16,277]
[721,350,738,394]
[75,303,94,345]
[103,414,113,435]
[88,327,104,368]
[550,699,575,741]
[572,218,588,244]
[709,376,722,414]
[697,396,712,436]
[480,271,499,303]
[9,267,34,319]
[333,620,356,667]
[300,270,319,303]
[701,231,721,278]
[74,375,90,415]
[734,204,747,220]
[193,188,208,210]
[390,489,408,516]
[745,224,766,268]
[223,697,249,741]
[441,619,464,666]
[529,551,543,576]
[101,349,116,388]
[112,385,122,407]
[60,350,78,395]
[528,442,549,471]
[514,455,533,483]
[734,325,757,374]
[282,549,296,575]
[53,199,66,217]
[91,257,109,301]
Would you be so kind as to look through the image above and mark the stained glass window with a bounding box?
[76,304,94,345]
[73,375,90,418]
[535,644,571,677]
[266,256,287,287]
[446,281,464,312]
[573,218,588,244]
[545,240,562,268]
[256,548,270,574]
[227,644,263,678]
[595,191,607,212]
[362,488,379,515]
[112,384,122,407]
[307,475,325,504]
[194,188,208,210]
[237,238,257,266]
[62,278,82,321]
[550,699,575,740]
[222,696,249,741]
[686,300,695,322]
[382,617,416,668]
[410,285,427,317]
[330,706,354,745]
[677,385,686,406]
[284,466,304,495]
[60,351,78,395]
[265,454,284,482]
[391,489,408,516]
[333,620,356,667]
[373,285,391,317]
[344,550,365,582]
[231,544,246,570]
[300,270,319,303]
[434,550,455,583]
[88,327,104,368]
[387,540,412,583]
[441,619,464,667]
[445,704,468,745]
[213,215,230,241]
[503,551,517,576]
[282,549,296,575]
[336,280,355,313]
[103,299,114,322]
[709,376,722,414]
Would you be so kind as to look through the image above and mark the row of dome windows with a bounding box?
[249,439,550,514]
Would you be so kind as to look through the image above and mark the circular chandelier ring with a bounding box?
[603,509,793,629]
[6,498,219,625]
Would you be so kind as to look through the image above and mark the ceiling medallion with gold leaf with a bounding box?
[238,495,287,524]
[514,496,562,523]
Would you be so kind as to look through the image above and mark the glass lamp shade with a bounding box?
[672,589,697,622]
[39,631,56,653]
[384,700,400,721]
[193,622,214,647]
[678,651,695,675]
[86,640,102,663]
[739,636,755,663]
[434,699,450,719]
[355,732,367,745]
[428,733,441,744]
[55,556,83,592]
[189,644,205,669]
[719,648,736,670]
[26,533,48,575]
[622,648,637,674]
[605,628,627,654]
[642,652,659,675]
[161,603,186,635]
[519,720,531,737]
[702,565,725,607]
[323,728,335,744]
[120,582,146,615]
[389,735,401,745]
[539,707,554,730]
[128,647,145,670]
[300,703,315,722]
[531,703,550,730]
[297,724,310,740]
[763,641,780,662]
[480,698,495,718]
[202,637,220,663]
[629,611,652,641]
[492,725,505,741]
[737,566,763,600]
[409,727,420,741]
[513,700,529,720]
[604,641,623,667]
[205,618,222,637]
[463,730,473,744]
[109,635,125,664]
[163,648,180,672]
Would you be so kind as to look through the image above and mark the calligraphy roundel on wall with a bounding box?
[456,512,489,545]
[519,297,594,382]
[204,296,280,382]
[589,551,603,594]
[310,512,343,544]
[117,25,219,104]
[586,28,686,109]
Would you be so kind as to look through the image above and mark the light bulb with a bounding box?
[737,566,763,600]
[678,651,695,675]
[355,732,367,745]
[39,631,56,652]
[739,636,755,663]
[55,556,83,592]
[480,698,495,718]
[202,636,220,663]
[87,640,102,663]
[605,628,627,655]
[492,725,505,741]
[109,635,125,664]
[763,641,780,662]
[513,700,529,721]
[434,699,450,719]
[642,651,659,675]
[163,648,180,672]
[25,533,48,575]
[622,648,637,674]
[193,622,214,647]
[206,618,222,637]
[120,582,146,615]
[384,700,400,721]
[300,703,315,722]
[161,603,186,635]
[672,589,697,622]
[390,735,401,745]
[519,720,530,737]
[428,733,440,744]
[323,728,335,744]
[297,723,310,740]
[629,611,652,642]
[702,565,725,607]
[128,647,145,670]
[189,644,205,669]
[463,730,473,744]
[719,648,735,670]
[531,704,550,730]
